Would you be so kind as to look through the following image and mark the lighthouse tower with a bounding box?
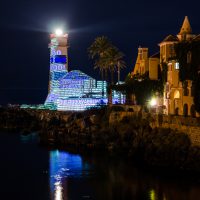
[49,30,69,92]
[45,29,69,109]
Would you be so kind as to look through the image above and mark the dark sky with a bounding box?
[0,0,200,104]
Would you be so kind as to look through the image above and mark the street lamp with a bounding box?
[149,98,157,107]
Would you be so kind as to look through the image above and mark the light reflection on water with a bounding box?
[20,132,38,144]
[49,150,91,200]
[48,149,200,200]
[15,133,200,200]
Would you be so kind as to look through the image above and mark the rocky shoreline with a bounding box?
[1,107,200,173]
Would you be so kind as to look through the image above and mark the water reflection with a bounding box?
[49,150,90,200]
[2,131,200,200]
[48,150,200,200]
[20,132,38,144]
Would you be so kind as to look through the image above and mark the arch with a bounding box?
[174,107,179,115]
[183,104,188,117]
[190,104,196,118]
[174,90,180,99]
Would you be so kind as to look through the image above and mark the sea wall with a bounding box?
[153,115,200,146]
[1,106,200,172]
[109,106,200,146]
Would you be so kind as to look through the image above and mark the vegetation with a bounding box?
[111,73,163,105]
[88,36,125,83]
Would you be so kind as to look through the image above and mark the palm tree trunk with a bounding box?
[105,69,108,82]
[101,70,104,97]
[111,69,114,84]
[101,70,104,81]
[117,62,120,83]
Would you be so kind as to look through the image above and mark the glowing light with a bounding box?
[149,98,157,107]
[55,181,63,200]
[49,150,83,199]
[55,29,63,36]
[149,189,156,200]
[45,31,126,111]
[174,90,180,99]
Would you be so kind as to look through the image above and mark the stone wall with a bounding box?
[153,115,200,146]
[109,105,200,147]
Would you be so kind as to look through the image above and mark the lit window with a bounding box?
[174,90,180,99]
[175,62,179,70]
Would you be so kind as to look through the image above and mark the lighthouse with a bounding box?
[49,29,69,93]
[44,29,125,110]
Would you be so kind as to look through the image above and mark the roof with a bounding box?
[192,34,200,41]
[179,16,192,34]
[62,70,94,80]
[160,35,179,43]
[150,52,160,58]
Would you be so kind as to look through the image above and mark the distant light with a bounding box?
[149,98,157,107]
[55,29,63,36]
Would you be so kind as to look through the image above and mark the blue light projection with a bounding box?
[49,150,84,200]
[45,33,126,111]
[55,55,67,64]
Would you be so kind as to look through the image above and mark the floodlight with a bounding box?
[55,29,63,36]
[150,98,157,107]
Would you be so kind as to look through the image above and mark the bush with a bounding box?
[142,128,191,168]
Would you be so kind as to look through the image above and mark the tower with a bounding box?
[49,30,69,92]
[177,16,194,41]
[132,47,149,76]
[45,30,69,109]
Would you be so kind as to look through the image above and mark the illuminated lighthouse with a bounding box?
[45,29,125,111]
[49,29,69,92]
[45,29,70,109]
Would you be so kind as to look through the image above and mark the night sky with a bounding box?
[0,0,200,105]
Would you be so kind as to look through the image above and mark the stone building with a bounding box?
[131,16,200,117]
[162,16,199,117]
[132,47,160,80]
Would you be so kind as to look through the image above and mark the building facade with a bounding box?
[132,47,160,80]
[131,16,200,117]
[162,16,199,117]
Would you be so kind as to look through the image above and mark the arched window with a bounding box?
[174,90,180,99]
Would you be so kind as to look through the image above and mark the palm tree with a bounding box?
[102,47,126,84]
[88,36,112,80]
[88,36,125,83]
[88,36,111,59]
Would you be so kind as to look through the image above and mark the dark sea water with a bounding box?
[0,132,200,200]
